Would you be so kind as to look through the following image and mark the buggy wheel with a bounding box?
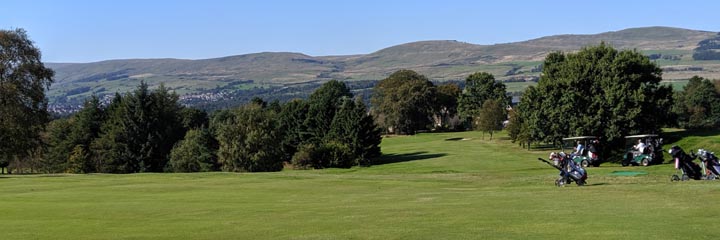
[671,175,680,182]
[621,160,629,167]
[555,179,564,187]
[641,158,650,166]
[581,160,590,168]
[681,174,689,181]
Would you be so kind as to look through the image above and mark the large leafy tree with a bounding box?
[434,83,461,129]
[517,44,673,153]
[0,29,54,167]
[371,70,436,134]
[672,76,720,129]
[216,103,284,172]
[457,72,509,128]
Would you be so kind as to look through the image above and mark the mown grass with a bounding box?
[1,131,719,239]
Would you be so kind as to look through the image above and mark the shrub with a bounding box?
[291,142,356,169]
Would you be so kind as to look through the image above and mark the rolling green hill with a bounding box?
[47,27,720,107]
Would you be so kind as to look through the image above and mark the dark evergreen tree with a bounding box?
[43,118,74,173]
[145,84,184,172]
[305,80,352,142]
[91,93,132,173]
[353,98,382,161]
[67,96,105,172]
[278,99,309,161]
[90,83,184,173]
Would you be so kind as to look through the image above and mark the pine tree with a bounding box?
[43,119,74,173]
[67,96,105,172]
[305,80,352,143]
[278,99,310,161]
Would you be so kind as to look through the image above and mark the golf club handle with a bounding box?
[537,158,563,171]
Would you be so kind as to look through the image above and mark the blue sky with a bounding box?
[2,0,718,63]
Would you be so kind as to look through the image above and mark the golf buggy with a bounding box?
[622,134,663,167]
[561,136,602,168]
[537,153,587,187]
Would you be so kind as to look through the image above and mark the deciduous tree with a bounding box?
[457,72,509,129]
[168,127,218,172]
[517,44,673,153]
[672,76,720,129]
[216,103,284,172]
[475,99,506,140]
[0,28,54,167]
[434,83,461,129]
[371,70,435,134]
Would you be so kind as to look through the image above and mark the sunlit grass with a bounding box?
[1,130,718,239]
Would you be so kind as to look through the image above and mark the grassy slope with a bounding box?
[1,131,719,239]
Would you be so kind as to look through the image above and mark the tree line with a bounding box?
[34,80,383,173]
[0,27,519,173]
[370,70,510,139]
[1,26,513,174]
[34,69,511,173]
[14,27,720,169]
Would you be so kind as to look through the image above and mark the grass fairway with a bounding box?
[2,131,719,239]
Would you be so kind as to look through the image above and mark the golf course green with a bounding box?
[1,130,718,239]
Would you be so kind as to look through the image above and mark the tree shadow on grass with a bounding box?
[445,137,463,141]
[663,129,720,144]
[374,152,447,165]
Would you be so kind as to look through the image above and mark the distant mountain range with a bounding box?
[46,26,720,110]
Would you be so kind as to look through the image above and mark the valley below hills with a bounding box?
[47,26,720,113]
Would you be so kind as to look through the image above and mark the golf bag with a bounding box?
[538,152,587,186]
[697,149,720,179]
[669,146,702,181]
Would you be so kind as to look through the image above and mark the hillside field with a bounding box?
[1,130,719,239]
